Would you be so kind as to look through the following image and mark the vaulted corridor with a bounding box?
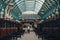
[0,0,60,40]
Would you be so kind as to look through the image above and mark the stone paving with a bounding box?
[17,32,42,40]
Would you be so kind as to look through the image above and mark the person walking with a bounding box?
[27,26,30,33]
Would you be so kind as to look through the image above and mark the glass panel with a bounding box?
[25,1,35,11]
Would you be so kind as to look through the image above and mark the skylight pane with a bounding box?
[35,0,45,13]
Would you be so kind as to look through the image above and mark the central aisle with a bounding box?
[17,32,42,40]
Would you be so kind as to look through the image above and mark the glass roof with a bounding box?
[13,0,45,14]
[0,0,59,21]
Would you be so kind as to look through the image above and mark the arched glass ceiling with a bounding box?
[13,0,45,14]
[0,0,59,21]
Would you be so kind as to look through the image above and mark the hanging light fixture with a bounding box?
[41,9,44,14]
